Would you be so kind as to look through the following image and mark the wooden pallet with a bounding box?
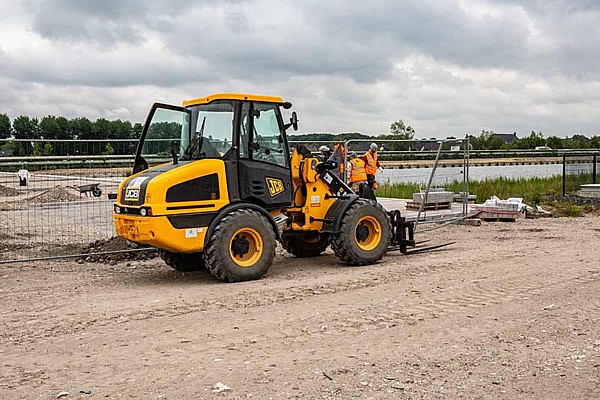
[476,210,519,222]
[405,201,451,211]
[480,216,517,222]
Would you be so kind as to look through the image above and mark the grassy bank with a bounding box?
[379,175,600,217]
[378,176,565,205]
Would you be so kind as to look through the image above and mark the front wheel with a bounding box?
[204,209,276,282]
[331,199,390,266]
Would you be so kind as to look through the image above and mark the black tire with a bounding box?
[160,250,205,272]
[331,199,390,266]
[92,189,102,197]
[281,232,330,258]
[203,209,276,282]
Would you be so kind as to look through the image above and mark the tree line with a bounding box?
[469,130,600,150]
[291,122,600,151]
[1,113,599,157]
[0,113,143,156]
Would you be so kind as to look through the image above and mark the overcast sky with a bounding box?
[0,0,599,138]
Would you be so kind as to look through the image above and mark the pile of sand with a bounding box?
[29,185,82,204]
[0,184,19,197]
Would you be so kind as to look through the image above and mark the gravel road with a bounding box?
[1,216,599,399]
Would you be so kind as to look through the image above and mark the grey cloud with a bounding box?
[1,0,600,138]
[24,0,149,45]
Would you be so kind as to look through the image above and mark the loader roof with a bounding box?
[183,93,284,107]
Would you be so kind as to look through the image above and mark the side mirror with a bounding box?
[290,111,298,131]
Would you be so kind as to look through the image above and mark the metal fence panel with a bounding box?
[0,161,130,263]
[562,154,598,196]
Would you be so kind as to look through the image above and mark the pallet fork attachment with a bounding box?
[387,210,454,255]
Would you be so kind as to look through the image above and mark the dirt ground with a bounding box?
[1,216,599,399]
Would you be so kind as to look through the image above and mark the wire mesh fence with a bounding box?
[342,138,472,224]
[1,137,472,264]
[562,154,598,196]
[0,159,131,263]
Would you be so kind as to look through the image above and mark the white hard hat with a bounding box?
[318,145,330,152]
[370,143,378,151]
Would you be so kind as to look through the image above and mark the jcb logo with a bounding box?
[266,177,285,197]
[124,188,140,200]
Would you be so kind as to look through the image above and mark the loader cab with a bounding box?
[133,94,295,209]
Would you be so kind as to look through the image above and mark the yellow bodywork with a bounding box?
[183,93,284,108]
[286,153,340,232]
[114,159,229,253]
[115,93,347,256]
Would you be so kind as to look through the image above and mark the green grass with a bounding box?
[378,176,564,205]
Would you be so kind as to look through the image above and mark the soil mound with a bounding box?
[0,184,19,197]
[30,186,82,203]
[80,236,158,263]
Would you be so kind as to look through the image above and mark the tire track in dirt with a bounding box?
[275,267,600,341]
[4,255,598,348]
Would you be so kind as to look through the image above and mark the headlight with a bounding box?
[114,205,121,214]
[140,208,147,216]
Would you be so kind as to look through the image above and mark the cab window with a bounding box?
[252,103,286,167]
[184,100,234,160]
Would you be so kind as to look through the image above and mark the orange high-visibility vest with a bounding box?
[349,158,367,183]
[363,151,378,175]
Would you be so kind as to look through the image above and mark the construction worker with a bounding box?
[347,151,367,193]
[362,142,382,190]
[318,145,332,161]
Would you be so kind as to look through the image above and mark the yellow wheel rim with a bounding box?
[229,228,263,267]
[354,216,382,251]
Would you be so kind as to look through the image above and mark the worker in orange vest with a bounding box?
[362,143,382,190]
[347,151,367,193]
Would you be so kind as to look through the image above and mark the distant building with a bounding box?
[409,141,441,151]
[492,132,519,145]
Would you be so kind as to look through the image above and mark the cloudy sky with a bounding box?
[0,0,599,138]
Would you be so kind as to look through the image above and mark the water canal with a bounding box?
[378,163,564,184]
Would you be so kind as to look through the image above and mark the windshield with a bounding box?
[141,107,189,158]
[182,101,235,160]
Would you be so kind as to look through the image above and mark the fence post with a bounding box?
[593,154,597,184]
[562,154,566,197]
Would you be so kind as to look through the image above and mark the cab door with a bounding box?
[133,103,190,174]
[237,102,292,209]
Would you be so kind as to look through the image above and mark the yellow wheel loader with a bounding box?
[113,93,400,282]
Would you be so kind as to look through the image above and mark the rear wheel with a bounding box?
[331,199,390,266]
[160,250,205,272]
[281,232,330,257]
[204,209,276,282]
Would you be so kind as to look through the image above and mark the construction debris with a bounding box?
[212,382,232,393]
[524,205,553,219]
[80,237,158,263]
[473,196,522,221]
[577,184,600,198]
[408,188,453,210]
